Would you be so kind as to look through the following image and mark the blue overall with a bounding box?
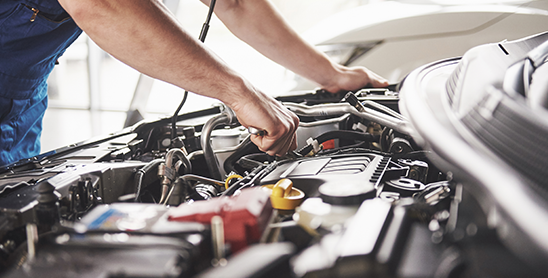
[0,0,82,167]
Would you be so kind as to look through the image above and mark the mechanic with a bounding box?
[0,0,388,167]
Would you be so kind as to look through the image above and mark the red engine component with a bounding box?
[168,188,273,252]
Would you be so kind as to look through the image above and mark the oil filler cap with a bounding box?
[262,179,305,210]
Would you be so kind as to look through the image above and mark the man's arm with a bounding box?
[58,0,299,156]
[202,0,388,93]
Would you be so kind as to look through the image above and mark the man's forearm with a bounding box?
[207,0,337,86]
[207,0,387,92]
[58,0,251,108]
[57,0,299,156]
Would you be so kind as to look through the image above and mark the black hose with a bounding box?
[223,136,260,174]
[176,174,225,201]
[200,113,232,180]
[236,152,271,171]
[134,159,164,202]
[166,148,192,174]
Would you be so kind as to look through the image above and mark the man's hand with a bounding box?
[59,0,300,157]
[229,88,299,157]
[210,0,388,93]
[321,65,389,93]
[59,0,384,157]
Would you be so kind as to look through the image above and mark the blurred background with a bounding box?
[42,0,374,152]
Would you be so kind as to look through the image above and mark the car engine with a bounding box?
[0,32,548,277]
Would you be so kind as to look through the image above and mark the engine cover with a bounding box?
[260,153,395,206]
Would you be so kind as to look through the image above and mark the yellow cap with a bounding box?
[262,179,305,210]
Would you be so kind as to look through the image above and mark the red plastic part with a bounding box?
[168,188,273,252]
[322,139,335,150]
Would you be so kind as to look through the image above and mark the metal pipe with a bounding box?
[211,215,227,267]
[159,148,192,204]
[362,100,406,120]
[283,102,412,135]
[180,174,225,188]
[26,223,38,262]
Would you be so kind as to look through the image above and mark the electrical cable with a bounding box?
[199,0,217,43]
[171,91,188,142]
[170,0,217,144]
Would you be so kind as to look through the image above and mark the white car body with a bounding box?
[295,0,548,87]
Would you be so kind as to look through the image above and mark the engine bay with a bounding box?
[1,33,548,277]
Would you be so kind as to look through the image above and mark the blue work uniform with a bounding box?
[0,0,82,167]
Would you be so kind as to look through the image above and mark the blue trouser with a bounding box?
[0,0,82,167]
[0,80,48,165]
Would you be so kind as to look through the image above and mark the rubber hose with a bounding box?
[134,159,164,202]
